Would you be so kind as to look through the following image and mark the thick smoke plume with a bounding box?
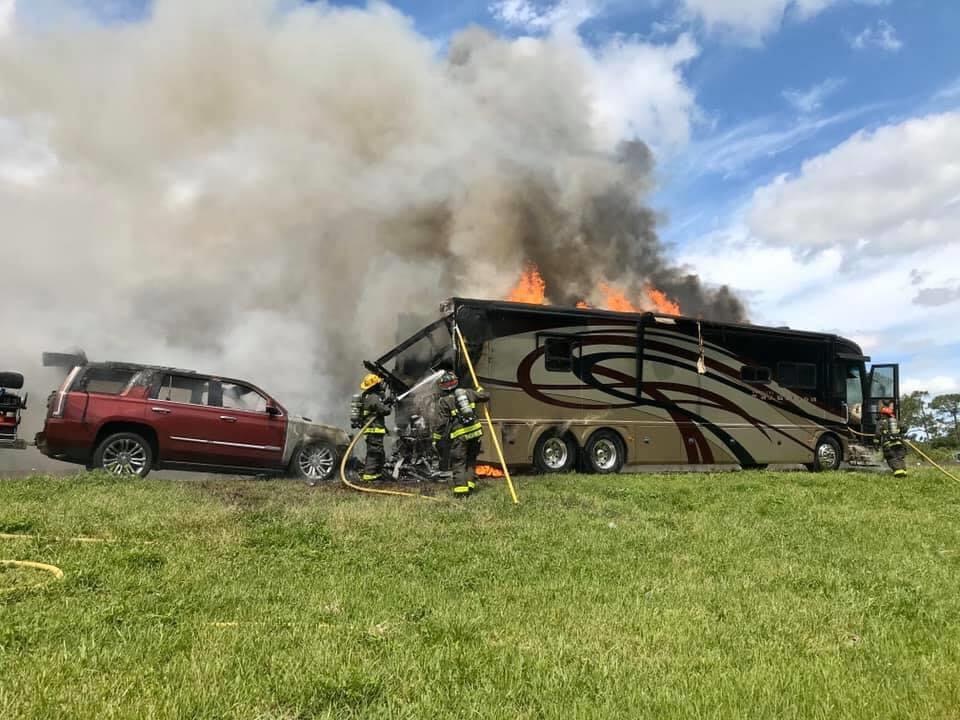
[1,1,745,427]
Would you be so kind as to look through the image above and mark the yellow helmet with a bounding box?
[360,373,383,392]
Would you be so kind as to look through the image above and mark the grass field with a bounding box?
[2,468,960,719]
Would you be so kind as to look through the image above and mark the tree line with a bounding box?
[899,392,960,446]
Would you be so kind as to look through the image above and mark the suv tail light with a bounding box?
[50,366,82,418]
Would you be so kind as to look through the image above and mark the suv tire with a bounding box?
[293,440,338,485]
[93,432,153,478]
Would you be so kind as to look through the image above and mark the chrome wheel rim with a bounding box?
[817,442,838,468]
[299,445,334,481]
[541,437,569,470]
[592,438,618,471]
[102,438,147,476]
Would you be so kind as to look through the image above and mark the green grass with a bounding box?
[2,468,960,719]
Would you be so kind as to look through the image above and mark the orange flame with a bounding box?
[505,264,681,315]
[507,265,546,305]
[645,286,680,314]
[599,283,638,312]
[476,464,505,478]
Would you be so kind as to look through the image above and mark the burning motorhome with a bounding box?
[369,298,901,474]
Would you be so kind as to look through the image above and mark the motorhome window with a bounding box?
[777,362,817,389]
[544,338,574,372]
[870,366,896,398]
[740,366,771,383]
[844,364,864,405]
[81,367,137,395]
[153,374,210,405]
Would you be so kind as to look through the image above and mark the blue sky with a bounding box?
[2,0,959,397]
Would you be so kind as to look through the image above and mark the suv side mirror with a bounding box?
[266,404,282,417]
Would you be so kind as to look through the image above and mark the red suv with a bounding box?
[35,360,348,482]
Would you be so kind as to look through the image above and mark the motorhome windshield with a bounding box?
[375,318,453,388]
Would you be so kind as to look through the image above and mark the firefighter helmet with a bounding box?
[879,404,895,417]
[438,371,459,391]
[360,373,383,392]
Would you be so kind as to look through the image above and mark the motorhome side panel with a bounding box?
[468,306,684,465]
[454,300,850,469]
[642,320,840,465]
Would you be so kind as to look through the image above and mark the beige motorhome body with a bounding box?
[371,299,900,473]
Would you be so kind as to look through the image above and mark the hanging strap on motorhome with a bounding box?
[454,324,520,505]
[696,321,706,375]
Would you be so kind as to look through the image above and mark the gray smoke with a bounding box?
[0,0,745,428]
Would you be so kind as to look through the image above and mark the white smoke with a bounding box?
[1,0,739,432]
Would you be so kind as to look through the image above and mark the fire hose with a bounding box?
[338,416,443,501]
[0,559,64,595]
[454,325,520,505]
[338,371,448,500]
[846,426,960,484]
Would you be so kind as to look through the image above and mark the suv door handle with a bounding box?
[151,407,171,414]
[220,416,237,423]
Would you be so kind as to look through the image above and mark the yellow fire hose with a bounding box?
[338,416,443,501]
[455,325,520,505]
[1,532,109,543]
[0,559,64,594]
[846,426,960,484]
[904,438,960,484]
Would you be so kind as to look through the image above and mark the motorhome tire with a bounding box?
[292,440,337,484]
[533,431,576,473]
[808,436,841,472]
[584,430,625,474]
[0,372,24,390]
[92,432,153,478]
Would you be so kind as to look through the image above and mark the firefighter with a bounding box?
[357,373,393,482]
[434,371,489,496]
[876,401,908,477]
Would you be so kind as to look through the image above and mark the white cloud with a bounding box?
[680,226,960,395]
[678,104,875,180]
[0,0,14,37]
[934,76,960,102]
[902,376,960,396]
[782,77,845,114]
[747,112,960,259]
[679,0,885,44]
[488,2,700,152]
[489,0,599,34]
[850,19,902,51]
[680,111,960,395]
[588,33,698,151]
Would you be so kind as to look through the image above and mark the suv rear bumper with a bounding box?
[35,429,89,464]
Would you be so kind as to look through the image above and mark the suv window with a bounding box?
[153,374,210,405]
[220,382,268,413]
[80,367,138,395]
